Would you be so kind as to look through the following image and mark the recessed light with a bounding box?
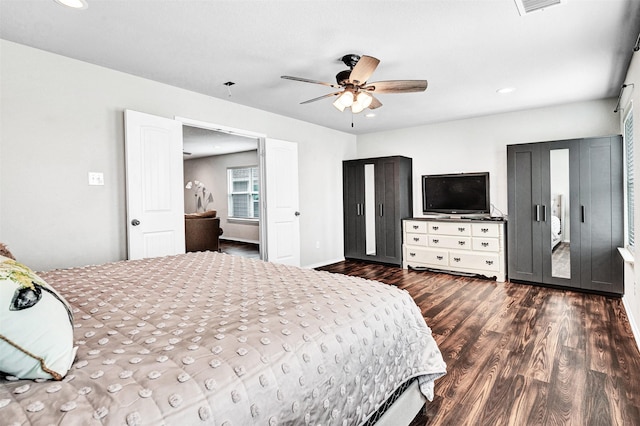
[497,87,516,94]
[54,0,88,10]
[365,113,376,118]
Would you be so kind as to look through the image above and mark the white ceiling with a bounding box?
[183,125,258,159]
[2,0,640,135]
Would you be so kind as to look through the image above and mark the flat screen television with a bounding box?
[422,172,490,215]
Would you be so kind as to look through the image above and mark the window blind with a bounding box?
[624,107,634,248]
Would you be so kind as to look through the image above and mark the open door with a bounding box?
[124,110,185,259]
[262,138,301,266]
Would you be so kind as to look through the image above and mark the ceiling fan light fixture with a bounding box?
[333,99,346,112]
[337,91,354,107]
[356,92,373,109]
[54,0,88,9]
[351,101,365,114]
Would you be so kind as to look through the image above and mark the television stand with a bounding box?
[402,217,506,282]
[459,214,490,220]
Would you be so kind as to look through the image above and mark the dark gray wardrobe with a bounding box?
[343,156,413,265]
[507,136,624,295]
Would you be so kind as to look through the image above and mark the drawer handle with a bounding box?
[485,260,494,265]
[409,252,416,257]
[453,257,461,262]
[481,242,489,247]
[481,228,489,233]
[458,241,466,246]
[432,226,439,231]
[458,227,466,232]
[413,237,420,242]
[432,239,439,244]
[412,225,419,229]
[436,255,443,260]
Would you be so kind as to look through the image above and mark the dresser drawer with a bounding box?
[406,233,428,246]
[404,220,428,234]
[429,235,471,250]
[404,246,448,266]
[427,221,471,236]
[472,223,500,237]
[472,237,500,252]
[449,252,500,271]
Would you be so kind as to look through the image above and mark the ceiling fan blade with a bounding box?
[368,95,382,110]
[349,55,380,85]
[364,80,428,93]
[281,75,339,88]
[300,91,342,104]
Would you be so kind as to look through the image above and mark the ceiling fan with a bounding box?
[281,54,428,114]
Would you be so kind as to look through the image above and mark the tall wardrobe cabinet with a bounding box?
[343,156,413,265]
[507,136,624,295]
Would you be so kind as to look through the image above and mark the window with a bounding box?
[227,166,259,219]
[624,106,634,248]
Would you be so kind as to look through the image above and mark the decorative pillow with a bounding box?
[0,243,15,260]
[0,256,76,380]
[185,210,217,219]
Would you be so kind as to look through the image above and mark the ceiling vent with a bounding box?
[514,0,565,15]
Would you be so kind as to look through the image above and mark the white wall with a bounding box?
[357,99,619,218]
[0,40,356,270]
[184,151,260,243]
[619,49,640,349]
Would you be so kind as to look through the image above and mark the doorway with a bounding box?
[125,111,300,266]
[182,124,261,260]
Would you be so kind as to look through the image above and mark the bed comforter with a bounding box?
[0,252,446,425]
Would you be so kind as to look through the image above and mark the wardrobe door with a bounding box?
[579,136,624,294]
[374,157,413,265]
[507,144,544,282]
[343,161,366,259]
[375,158,398,263]
[540,139,582,288]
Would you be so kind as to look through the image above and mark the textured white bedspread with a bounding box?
[0,252,446,425]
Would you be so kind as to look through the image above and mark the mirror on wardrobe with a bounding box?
[364,163,377,255]
[549,148,570,279]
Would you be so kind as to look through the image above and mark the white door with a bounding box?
[124,110,185,259]
[262,138,300,266]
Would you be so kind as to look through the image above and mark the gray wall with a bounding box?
[1,40,355,270]
[619,44,640,349]
[356,99,619,218]
[0,40,624,280]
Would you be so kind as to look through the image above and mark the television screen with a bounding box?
[422,172,490,214]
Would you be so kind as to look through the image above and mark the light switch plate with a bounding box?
[88,172,104,186]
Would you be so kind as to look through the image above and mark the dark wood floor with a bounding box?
[317,260,640,426]
[219,239,260,258]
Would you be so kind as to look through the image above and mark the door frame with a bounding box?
[175,117,267,259]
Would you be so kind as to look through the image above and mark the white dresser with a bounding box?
[402,218,507,282]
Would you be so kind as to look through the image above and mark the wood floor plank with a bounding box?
[508,376,550,426]
[583,370,613,426]
[316,260,640,425]
[457,349,512,425]
[585,295,615,374]
[543,344,585,425]
[522,319,560,383]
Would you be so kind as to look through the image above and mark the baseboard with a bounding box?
[303,257,345,270]
[622,296,640,353]
[219,237,259,245]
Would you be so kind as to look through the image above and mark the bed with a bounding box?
[0,251,446,425]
